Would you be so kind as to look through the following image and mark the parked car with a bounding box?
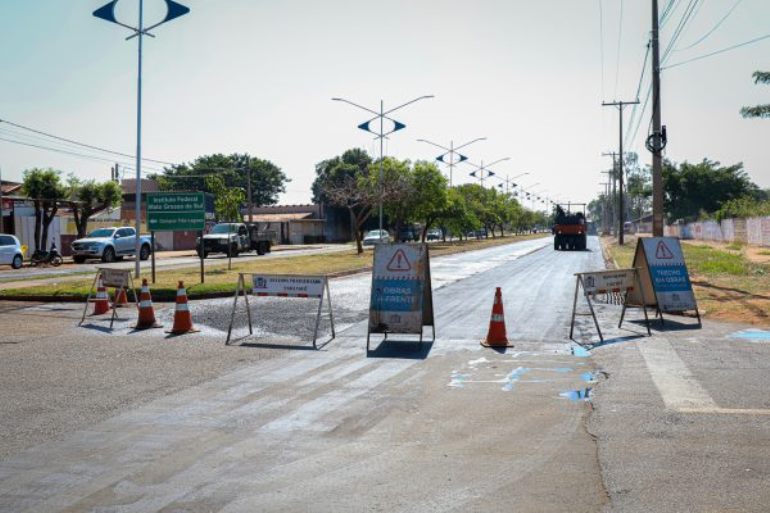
[398,225,419,242]
[0,234,24,269]
[196,222,274,258]
[71,227,153,263]
[426,228,442,241]
[362,229,391,246]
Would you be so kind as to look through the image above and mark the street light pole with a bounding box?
[465,157,510,188]
[332,95,434,240]
[93,0,190,278]
[417,137,486,187]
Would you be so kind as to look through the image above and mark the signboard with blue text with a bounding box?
[631,237,699,319]
[367,244,434,350]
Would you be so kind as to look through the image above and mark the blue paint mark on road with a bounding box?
[560,387,592,402]
[581,372,596,382]
[449,371,470,388]
[729,329,770,342]
[571,345,590,357]
[502,367,529,391]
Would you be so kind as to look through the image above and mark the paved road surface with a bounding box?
[2,235,768,511]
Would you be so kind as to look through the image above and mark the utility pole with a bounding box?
[247,166,253,223]
[602,100,639,245]
[602,152,619,234]
[600,182,611,234]
[650,0,665,236]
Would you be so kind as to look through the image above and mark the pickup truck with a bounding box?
[71,227,153,264]
[196,223,275,258]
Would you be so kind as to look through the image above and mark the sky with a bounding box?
[1,0,769,208]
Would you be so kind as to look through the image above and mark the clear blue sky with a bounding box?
[1,0,768,205]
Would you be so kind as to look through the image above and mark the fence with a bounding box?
[664,216,770,247]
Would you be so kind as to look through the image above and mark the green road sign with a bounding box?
[146,192,205,232]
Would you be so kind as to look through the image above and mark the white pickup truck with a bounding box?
[71,227,153,264]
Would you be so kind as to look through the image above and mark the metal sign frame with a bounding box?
[366,243,435,352]
[569,268,651,344]
[79,268,138,329]
[226,273,336,349]
[631,236,701,326]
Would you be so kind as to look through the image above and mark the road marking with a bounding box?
[638,338,770,415]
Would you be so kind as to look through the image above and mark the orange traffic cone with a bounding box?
[167,281,199,334]
[91,277,110,316]
[481,287,513,348]
[113,287,128,308]
[135,279,162,329]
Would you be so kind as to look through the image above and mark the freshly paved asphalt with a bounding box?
[1,235,768,511]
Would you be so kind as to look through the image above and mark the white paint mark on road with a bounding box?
[638,337,718,410]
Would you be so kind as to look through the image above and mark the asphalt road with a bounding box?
[1,235,768,512]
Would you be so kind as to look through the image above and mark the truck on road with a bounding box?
[552,204,587,251]
[196,223,276,258]
[71,227,153,263]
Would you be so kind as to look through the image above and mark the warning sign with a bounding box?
[368,244,434,349]
[387,249,412,272]
[631,237,699,320]
[655,240,674,259]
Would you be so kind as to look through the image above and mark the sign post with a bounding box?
[146,192,206,283]
[367,243,435,352]
[569,268,651,344]
[630,236,700,325]
[226,274,336,349]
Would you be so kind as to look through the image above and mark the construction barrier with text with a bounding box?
[226,273,335,349]
[79,268,137,329]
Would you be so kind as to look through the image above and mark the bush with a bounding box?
[716,197,770,221]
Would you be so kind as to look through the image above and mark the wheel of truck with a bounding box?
[139,244,151,261]
[229,243,239,257]
[554,239,559,251]
[265,241,272,253]
[73,255,86,264]
[256,241,266,255]
[196,249,209,259]
[101,247,116,263]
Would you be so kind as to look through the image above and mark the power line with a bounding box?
[0,135,165,174]
[663,32,770,70]
[598,0,606,101]
[0,118,176,166]
[614,0,625,98]
[659,0,679,27]
[676,0,744,51]
[662,0,702,63]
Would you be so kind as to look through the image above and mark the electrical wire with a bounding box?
[659,0,679,27]
[662,0,702,63]
[676,0,744,51]
[598,0,606,101]
[614,0,624,98]
[663,32,770,70]
[0,118,176,166]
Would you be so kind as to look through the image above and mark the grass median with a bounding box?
[604,235,770,325]
[1,234,547,301]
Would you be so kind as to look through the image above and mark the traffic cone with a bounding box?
[167,281,199,334]
[481,287,513,348]
[135,279,162,329]
[91,277,110,316]
[113,287,128,308]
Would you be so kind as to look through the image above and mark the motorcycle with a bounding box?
[30,242,63,267]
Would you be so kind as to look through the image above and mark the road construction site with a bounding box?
[0,236,768,512]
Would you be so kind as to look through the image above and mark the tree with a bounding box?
[439,187,479,241]
[155,153,288,207]
[741,71,770,119]
[67,177,123,238]
[408,161,448,241]
[22,168,66,252]
[663,158,759,222]
[205,175,245,221]
[315,149,403,254]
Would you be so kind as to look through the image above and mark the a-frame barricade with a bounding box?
[79,268,138,330]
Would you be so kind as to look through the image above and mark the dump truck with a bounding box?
[552,204,587,251]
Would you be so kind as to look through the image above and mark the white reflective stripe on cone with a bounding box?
[491,314,505,322]
[141,286,149,293]
[177,289,187,296]
[175,303,189,312]
[140,300,153,308]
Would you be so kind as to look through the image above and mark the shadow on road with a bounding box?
[366,338,434,359]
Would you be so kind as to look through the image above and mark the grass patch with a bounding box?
[0,234,547,301]
[726,242,745,251]
[759,250,770,256]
